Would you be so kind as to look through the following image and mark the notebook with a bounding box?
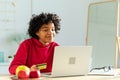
[41,46,92,77]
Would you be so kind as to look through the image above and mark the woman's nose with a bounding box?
[47,30,53,34]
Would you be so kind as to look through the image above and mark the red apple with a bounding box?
[18,70,30,79]
[16,65,30,76]
[29,70,41,78]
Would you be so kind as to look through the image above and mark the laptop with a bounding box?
[42,46,92,77]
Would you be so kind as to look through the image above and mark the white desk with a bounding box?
[0,69,120,80]
[0,74,120,80]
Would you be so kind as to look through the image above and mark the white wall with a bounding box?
[0,0,93,62]
[0,0,114,64]
[0,0,31,62]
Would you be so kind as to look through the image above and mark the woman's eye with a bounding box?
[41,29,55,32]
[52,29,55,31]
[40,29,48,32]
[43,30,48,32]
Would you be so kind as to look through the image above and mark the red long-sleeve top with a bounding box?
[9,38,59,75]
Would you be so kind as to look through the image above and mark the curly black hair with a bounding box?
[28,12,61,39]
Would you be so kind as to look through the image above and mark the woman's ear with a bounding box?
[35,32,39,36]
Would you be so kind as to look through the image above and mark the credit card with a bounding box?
[36,63,47,70]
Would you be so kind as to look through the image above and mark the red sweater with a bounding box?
[9,38,59,75]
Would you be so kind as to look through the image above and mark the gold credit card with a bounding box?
[36,63,47,70]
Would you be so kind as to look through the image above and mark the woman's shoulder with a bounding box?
[22,38,32,42]
[20,38,34,45]
[50,41,60,46]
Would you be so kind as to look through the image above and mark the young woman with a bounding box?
[9,12,61,74]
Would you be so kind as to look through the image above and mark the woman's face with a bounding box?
[36,22,56,45]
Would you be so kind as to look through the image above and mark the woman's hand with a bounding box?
[30,65,39,71]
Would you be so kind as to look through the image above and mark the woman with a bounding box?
[9,12,61,74]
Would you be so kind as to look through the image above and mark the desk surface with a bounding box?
[0,75,120,80]
[1,69,120,80]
